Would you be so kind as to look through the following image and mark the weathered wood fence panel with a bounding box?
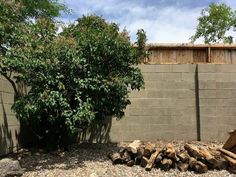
[146,44,236,64]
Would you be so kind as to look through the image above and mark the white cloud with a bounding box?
[59,0,236,43]
[118,6,202,43]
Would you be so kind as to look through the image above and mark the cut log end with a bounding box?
[189,157,208,174]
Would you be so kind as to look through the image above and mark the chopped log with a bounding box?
[140,156,149,167]
[177,150,190,163]
[143,142,156,158]
[215,159,229,170]
[110,152,123,164]
[165,143,176,159]
[221,154,236,166]
[189,157,208,174]
[161,158,173,171]
[223,129,236,153]
[127,140,142,154]
[185,143,218,167]
[145,149,161,171]
[177,162,189,172]
[184,144,202,160]
[219,148,236,160]
[208,148,228,170]
[127,160,135,167]
[121,150,131,163]
[155,151,163,168]
[119,147,126,154]
[199,147,218,167]
[229,165,236,174]
[220,147,236,174]
[230,146,236,154]
[135,148,144,165]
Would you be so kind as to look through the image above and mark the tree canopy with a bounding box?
[0,0,66,95]
[0,0,146,149]
[191,3,236,44]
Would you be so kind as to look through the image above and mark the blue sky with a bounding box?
[59,0,236,43]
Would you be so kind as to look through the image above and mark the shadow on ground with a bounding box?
[13,143,119,172]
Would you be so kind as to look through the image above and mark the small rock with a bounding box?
[0,158,24,177]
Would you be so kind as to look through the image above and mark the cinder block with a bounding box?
[199,80,216,90]
[200,98,218,106]
[172,64,192,73]
[200,106,217,116]
[199,90,216,98]
[201,132,219,141]
[198,64,216,73]
[200,116,218,125]
[169,124,197,134]
[217,116,236,124]
[216,90,236,98]
[139,64,172,73]
[117,116,150,126]
[142,73,163,81]
[163,73,182,81]
[216,64,236,73]
[130,98,175,108]
[172,115,196,125]
[1,80,14,93]
[175,99,195,107]
[146,90,166,98]
[144,81,158,89]
[174,107,196,116]
[216,82,236,89]
[0,103,15,116]
[154,65,172,73]
[216,107,236,116]
[0,115,19,126]
[181,73,195,82]
[129,90,147,98]
[201,123,219,141]
[1,92,15,104]
[217,99,236,106]
[145,131,172,140]
[0,79,3,92]
[215,73,232,82]
[148,116,173,125]
[198,73,216,81]
[129,107,174,116]
[164,81,192,90]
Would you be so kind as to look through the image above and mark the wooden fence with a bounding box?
[144,43,236,64]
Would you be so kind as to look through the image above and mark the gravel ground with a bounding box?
[10,141,236,177]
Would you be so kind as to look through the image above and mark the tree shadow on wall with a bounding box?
[78,116,112,143]
[0,94,16,156]
[15,82,39,148]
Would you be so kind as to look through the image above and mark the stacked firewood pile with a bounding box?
[108,140,236,174]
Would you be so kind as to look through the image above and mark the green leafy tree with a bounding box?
[2,13,146,148]
[191,3,236,44]
[0,0,66,96]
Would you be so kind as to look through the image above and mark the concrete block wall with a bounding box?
[198,64,236,141]
[110,64,198,142]
[1,64,236,155]
[110,64,236,142]
[0,75,20,156]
